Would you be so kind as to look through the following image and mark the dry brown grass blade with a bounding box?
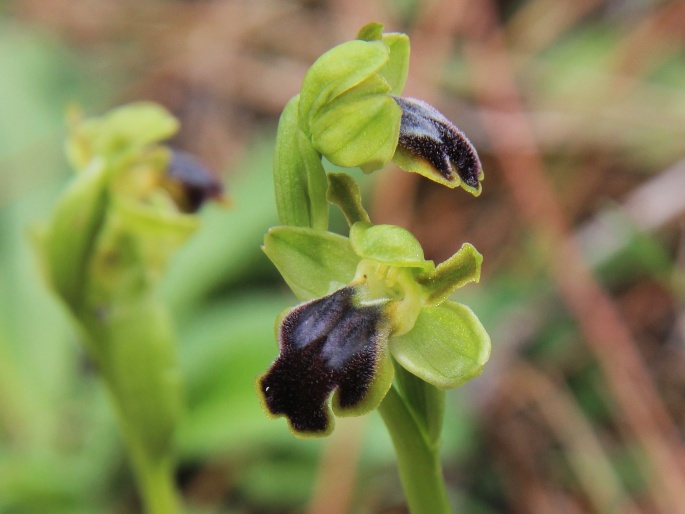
[505,0,604,55]
[307,416,367,514]
[461,2,685,513]
[504,362,641,514]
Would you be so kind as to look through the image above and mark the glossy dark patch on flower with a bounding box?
[166,149,223,212]
[393,96,482,189]
[259,286,387,434]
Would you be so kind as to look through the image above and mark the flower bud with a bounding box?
[392,96,483,195]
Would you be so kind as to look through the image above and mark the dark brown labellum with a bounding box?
[166,148,223,213]
[393,96,482,190]
[259,286,388,435]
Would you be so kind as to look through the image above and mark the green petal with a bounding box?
[349,222,434,271]
[299,39,389,135]
[299,130,329,231]
[310,75,401,172]
[263,226,360,301]
[417,243,482,305]
[390,301,491,389]
[327,173,370,226]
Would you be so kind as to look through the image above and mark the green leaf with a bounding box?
[298,40,389,135]
[310,74,402,172]
[417,243,482,305]
[390,301,490,389]
[273,96,312,228]
[298,131,329,231]
[40,157,108,308]
[349,222,434,271]
[262,226,360,301]
[379,33,410,95]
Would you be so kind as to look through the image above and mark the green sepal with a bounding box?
[40,157,109,309]
[310,74,401,172]
[299,39,389,136]
[356,22,384,41]
[67,102,179,171]
[263,226,360,301]
[327,172,370,226]
[349,222,434,271]
[417,243,482,305]
[332,343,394,418]
[390,301,491,389]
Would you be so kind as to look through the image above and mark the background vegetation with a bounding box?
[1,0,685,512]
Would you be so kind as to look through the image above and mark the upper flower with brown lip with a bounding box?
[393,96,484,196]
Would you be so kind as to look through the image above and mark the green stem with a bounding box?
[378,384,452,514]
[105,380,181,514]
[79,308,181,514]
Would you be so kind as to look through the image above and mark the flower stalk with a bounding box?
[379,369,451,514]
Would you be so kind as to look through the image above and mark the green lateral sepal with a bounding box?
[390,301,491,390]
[262,226,360,301]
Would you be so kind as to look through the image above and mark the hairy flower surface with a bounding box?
[392,96,483,195]
[260,286,392,434]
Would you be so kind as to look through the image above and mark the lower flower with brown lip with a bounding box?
[258,221,491,437]
[259,286,392,435]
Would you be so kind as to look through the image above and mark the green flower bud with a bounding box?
[37,102,223,462]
